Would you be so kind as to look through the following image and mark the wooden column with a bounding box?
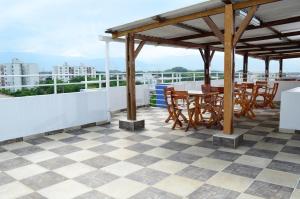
[243,52,248,82]
[126,33,136,120]
[279,58,283,78]
[223,4,234,134]
[265,56,270,80]
[204,46,211,85]
[200,46,215,85]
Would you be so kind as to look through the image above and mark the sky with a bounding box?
[0,0,299,72]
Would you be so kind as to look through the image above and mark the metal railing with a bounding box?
[0,71,299,97]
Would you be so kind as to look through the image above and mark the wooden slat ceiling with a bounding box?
[106,0,300,60]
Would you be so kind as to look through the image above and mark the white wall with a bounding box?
[0,90,109,142]
[108,84,150,112]
[280,87,300,132]
[274,81,300,101]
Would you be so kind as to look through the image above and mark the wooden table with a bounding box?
[188,90,219,125]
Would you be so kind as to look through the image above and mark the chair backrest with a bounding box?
[256,80,268,87]
[170,91,189,108]
[270,82,279,99]
[201,84,211,93]
[211,86,224,94]
[242,82,254,89]
[164,87,174,106]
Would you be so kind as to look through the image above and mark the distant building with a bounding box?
[0,58,39,91]
[52,62,97,82]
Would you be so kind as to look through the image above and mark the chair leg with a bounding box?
[185,109,196,132]
[172,110,181,130]
[165,115,172,123]
[180,113,188,123]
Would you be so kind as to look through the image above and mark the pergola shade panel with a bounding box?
[107,0,300,59]
[105,0,300,135]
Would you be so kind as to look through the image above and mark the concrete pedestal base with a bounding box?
[213,132,244,149]
[119,119,145,131]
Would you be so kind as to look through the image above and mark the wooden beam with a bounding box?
[255,49,300,56]
[233,6,257,46]
[222,0,232,4]
[134,41,145,59]
[279,58,283,77]
[243,53,249,82]
[200,30,300,46]
[237,40,300,50]
[223,4,234,134]
[238,45,300,53]
[134,34,223,51]
[110,0,279,38]
[126,33,136,120]
[203,16,224,43]
[271,52,300,59]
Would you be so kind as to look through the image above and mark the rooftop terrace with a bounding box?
[0,107,300,199]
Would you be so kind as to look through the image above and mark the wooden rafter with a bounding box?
[272,52,300,59]
[200,30,300,46]
[170,16,300,42]
[247,46,300,53]
[203,16,224,43]
[109,0,280,38]
[236,40,300,49]
[153,15,207,34]
[134,34,223,51]
[255,49,300,56]
[174,23,207,34]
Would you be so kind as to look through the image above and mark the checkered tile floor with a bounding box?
[0,107,300,199]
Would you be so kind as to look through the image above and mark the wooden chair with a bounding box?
[234,84,258,119]
[255,82,278,108]
[203,93,224,129]
[164,87,175,123]
[164,87,187,125]
[254,81,268,108]
[263,82,279,108]
[164,87,188,124]
[170,91,197,132]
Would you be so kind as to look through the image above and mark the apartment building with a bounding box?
[52,62,97,82]
[0,58,39,91]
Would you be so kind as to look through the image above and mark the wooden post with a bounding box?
[265,56,270,80]
[204,46,211,85]
[126,33,136,120]
[243,52,248,82]
[279,58,283,78]
[223,4,234,134]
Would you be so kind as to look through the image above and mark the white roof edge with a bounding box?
[106,0,223,32]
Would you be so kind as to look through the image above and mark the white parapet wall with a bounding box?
[0,90,109,142]
[274,81,300,101]
[279,87,300,132]
[108,84,150,112]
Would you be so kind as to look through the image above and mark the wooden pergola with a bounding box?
[106,0,300,134]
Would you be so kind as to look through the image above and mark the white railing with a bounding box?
[0,72,299,96]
